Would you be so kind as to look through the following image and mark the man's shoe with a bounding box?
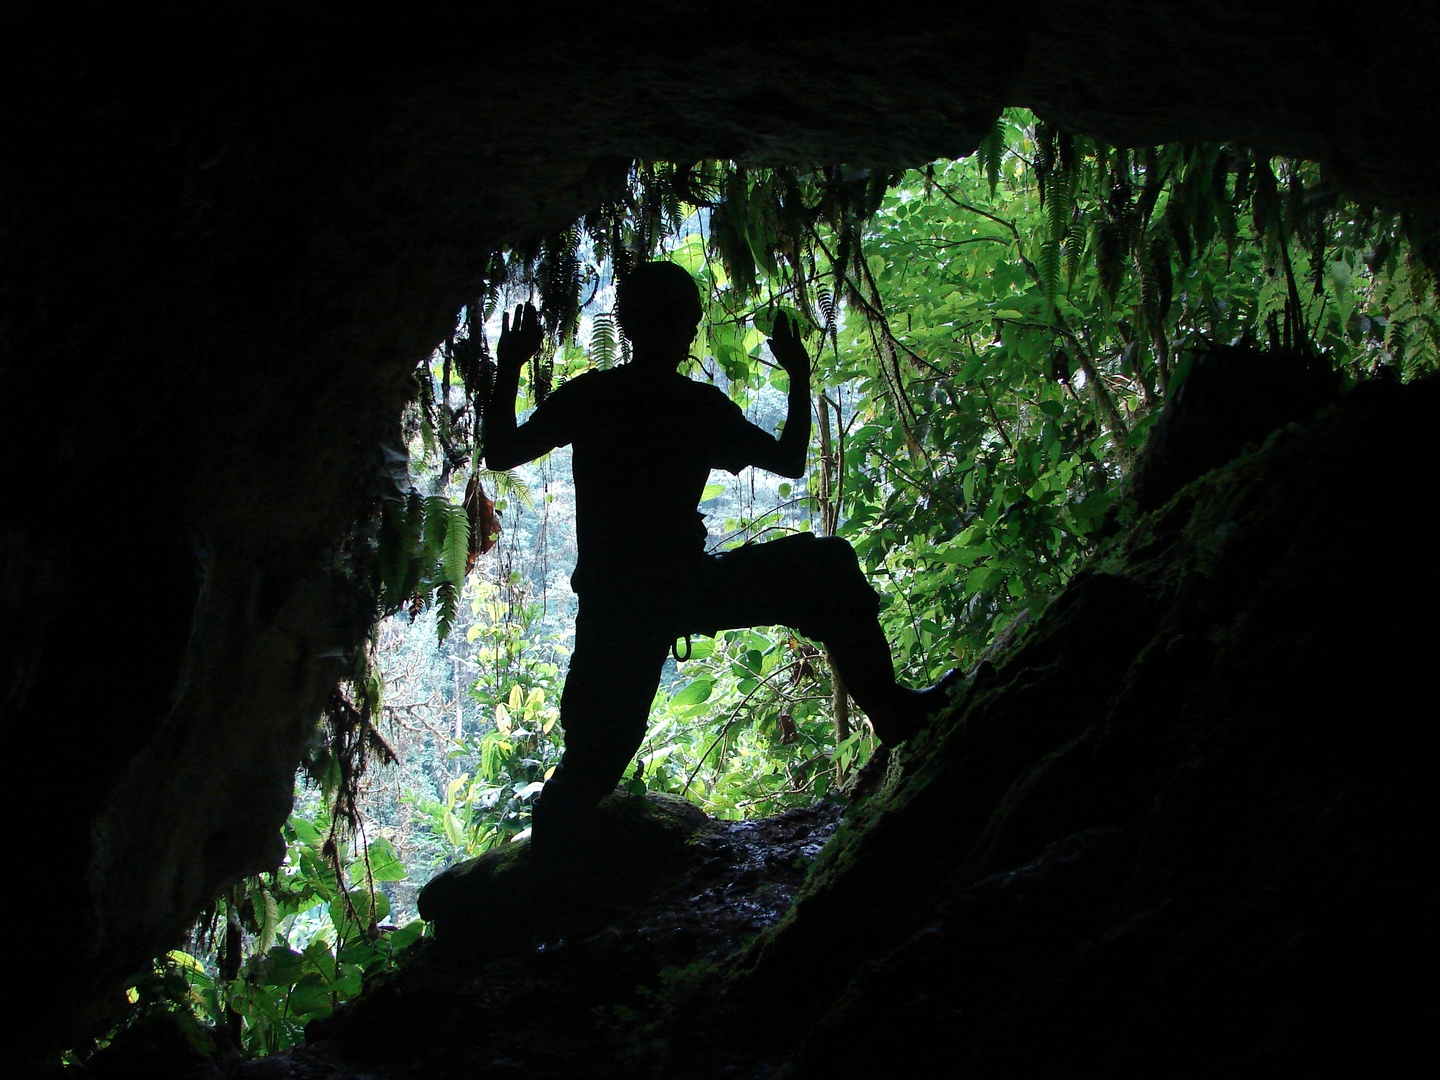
[871,669,964,745]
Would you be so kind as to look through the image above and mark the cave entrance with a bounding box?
[173,115,1436,1058]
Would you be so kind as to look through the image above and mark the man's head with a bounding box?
[616,262,703,363]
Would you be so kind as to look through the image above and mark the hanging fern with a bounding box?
[441,499,469,589]
[589,312,618,369]
[490,468,536,511]
[1166,194,1194,269]
[538,226,582,345]
[980,117,1003,196]
[372,485,479,638]
[1046,162,1073,248]
[1095,221,1126,310]
[1038,237,1062,308]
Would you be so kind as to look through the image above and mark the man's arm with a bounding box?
[483,302,565,471]
[739,313,811,478]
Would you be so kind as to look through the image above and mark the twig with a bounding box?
[680,660,804,798]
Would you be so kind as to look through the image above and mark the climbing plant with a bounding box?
[129,805,421,1057]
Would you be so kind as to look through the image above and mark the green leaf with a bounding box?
[442,809,465,848]
[290,816,322,847]
[327,887,388,937]
[683,637,715,661]
[669,678,714,707]
[255,946,306,989]
[286,973,334,1016]
[1069,492,1116,522]
[356,837,408,883]
[387,920,426,952]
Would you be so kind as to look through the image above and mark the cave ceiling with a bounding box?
[10,1,1437,554]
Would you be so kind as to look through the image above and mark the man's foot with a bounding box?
[920,666,966,717]
[528,788,601,864]
[870,669,965,745]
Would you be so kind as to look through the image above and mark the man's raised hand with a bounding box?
[496,302,544,372]
[767,312,810,383]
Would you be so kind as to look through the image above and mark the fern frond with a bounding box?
[532,349,554,406]
[1035,122,1056,195]
[378,491,428,613]
[1165,195,1194,269]
[250,882,279,954]
[1143,230,1174,334]
[414,361,438,466]
[1047,162,1073,246]
[1038,237,1062,308]
[818,285,838,352]
[1188,165,1216,256]
[488,469,536,511]
[442,501,470,589]
[981,117,1003,196]
[436,582,459,642]
[1252,160,1282,257]
[1064,224,1084,289]
[590,312,617,369]
[1056,130,1076,175]
[421,494,449,568]
[711,190,758,299]
[1096,222,1126,310]
[1211,156,1238,251]
[538,226,582,346]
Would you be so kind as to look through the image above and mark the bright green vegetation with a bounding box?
[129,110,1435,1057]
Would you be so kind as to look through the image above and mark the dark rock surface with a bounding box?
[194,377,1434,1078]
[4,1,1439,1064]
[239,800,844,1079]
[416,791,716,955]
[745,375,1438,1077]
[1120,342,1342,520]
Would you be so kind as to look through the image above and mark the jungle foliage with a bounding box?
[112,109,1436,1061]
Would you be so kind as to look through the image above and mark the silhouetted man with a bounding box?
[485,262,953,849]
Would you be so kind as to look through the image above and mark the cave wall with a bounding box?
[728,376,1437,1076]
[2,0,1436,1062]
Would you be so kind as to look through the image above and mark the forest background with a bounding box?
[116,108,1437,1059]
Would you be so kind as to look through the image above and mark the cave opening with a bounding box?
[87,127,1440,1074]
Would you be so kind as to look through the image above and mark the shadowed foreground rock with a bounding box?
[216,375,1437,1079]
[734,375,1438,1078]
[266,802,844,1079]
[416,791,714,955]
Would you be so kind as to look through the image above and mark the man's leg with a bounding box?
[697,534,956,743]
[531,598,671,851]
